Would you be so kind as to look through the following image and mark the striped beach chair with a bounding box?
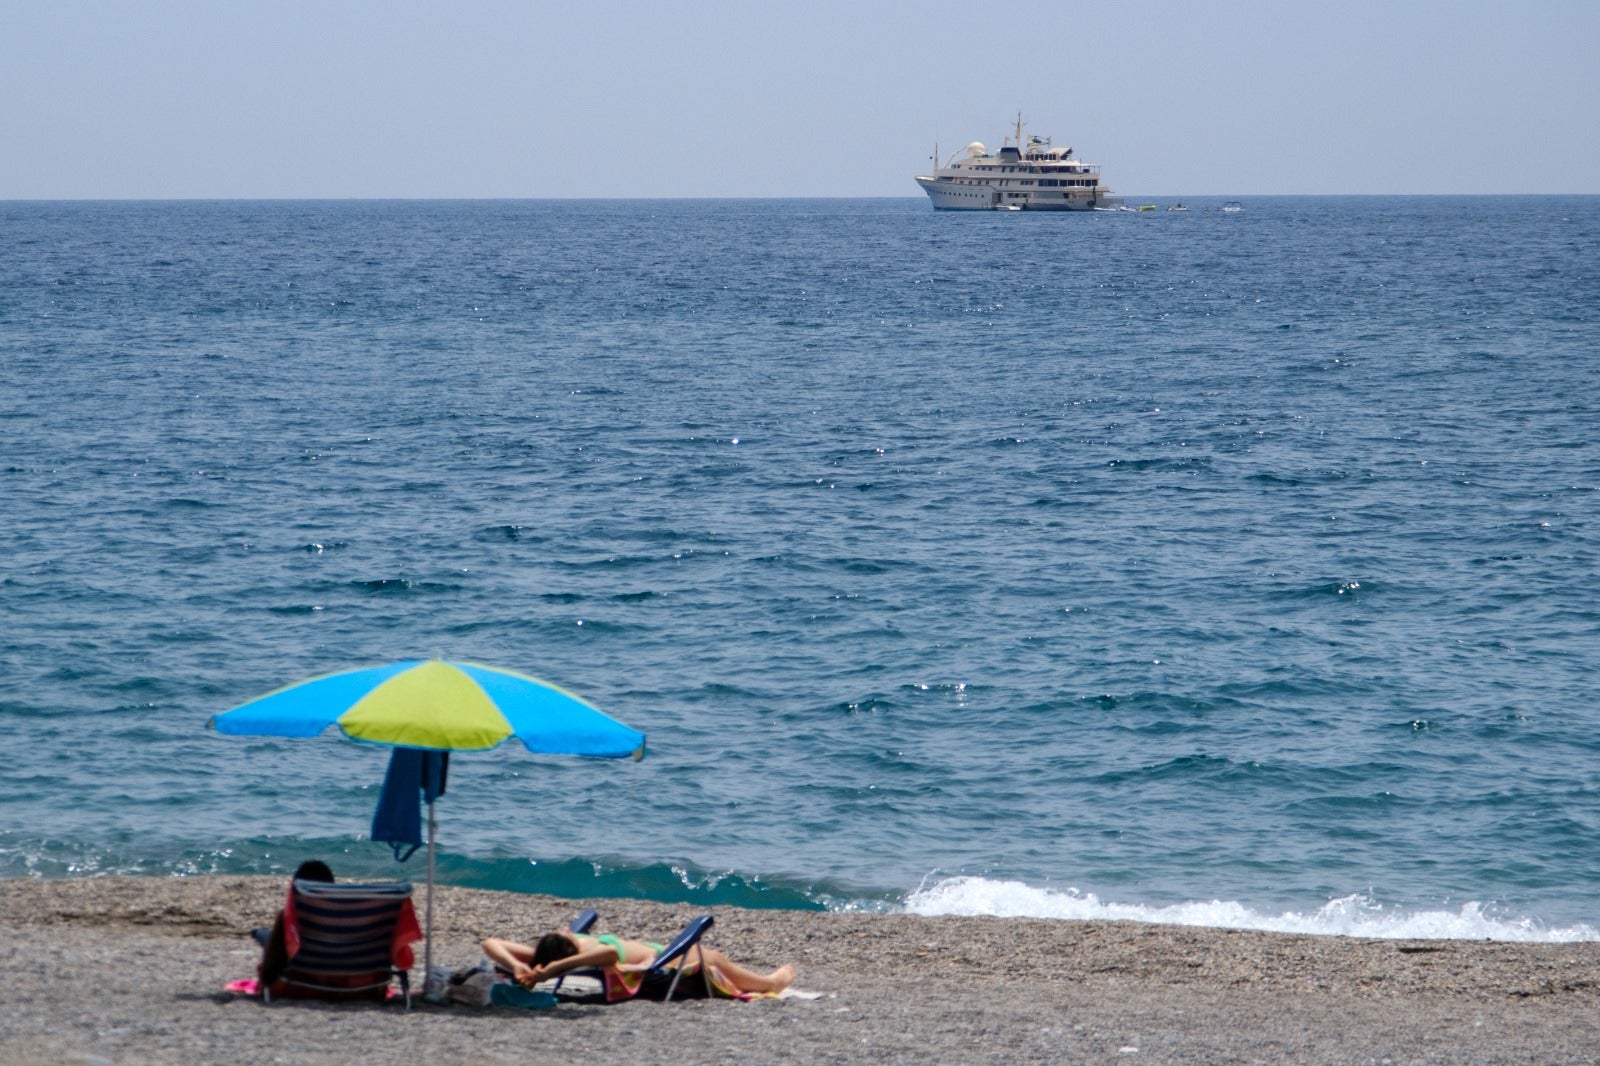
[266,879,421,1008]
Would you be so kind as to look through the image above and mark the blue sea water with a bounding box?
[3,196,1598,940]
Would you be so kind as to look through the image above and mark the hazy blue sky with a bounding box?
[3,1,1596,198]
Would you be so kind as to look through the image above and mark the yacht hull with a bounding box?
[915,176,1100,212]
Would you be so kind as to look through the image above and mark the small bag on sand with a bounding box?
[445,964,496,1007]
[488,982,557,1009]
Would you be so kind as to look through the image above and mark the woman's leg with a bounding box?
[258,912,289,985]
[696,948,796,994]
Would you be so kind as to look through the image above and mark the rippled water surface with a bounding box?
[3,197,1598,937]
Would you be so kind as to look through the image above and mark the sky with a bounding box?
[2,0,1596,198]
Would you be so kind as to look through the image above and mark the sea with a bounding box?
[3,196,1598,942]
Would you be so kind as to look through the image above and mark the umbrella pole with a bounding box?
[424,799,436,994]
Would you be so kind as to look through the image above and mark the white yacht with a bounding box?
[915,114,1115,212]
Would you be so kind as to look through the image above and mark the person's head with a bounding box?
[293,860,334,883]
[531,931,579,968]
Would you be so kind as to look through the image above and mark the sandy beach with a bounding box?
[1,876,1597,1064]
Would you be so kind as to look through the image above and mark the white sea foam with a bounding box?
[903,877,1598,943]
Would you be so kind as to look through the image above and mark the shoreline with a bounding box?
[3,875,1598,1064]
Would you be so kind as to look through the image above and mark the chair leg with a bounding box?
[664,956,685,1002]
[663,942,709,1002]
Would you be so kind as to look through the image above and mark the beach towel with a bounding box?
[598,963,771,1003]
[371,748,448,862]
[224,977,412,1004]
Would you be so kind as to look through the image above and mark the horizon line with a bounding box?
[4,192,1598,204]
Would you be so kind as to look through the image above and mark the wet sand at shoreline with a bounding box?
[2,876,1597,1064]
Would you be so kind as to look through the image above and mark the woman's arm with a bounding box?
[527,943,622,983]
[481,936,536,983]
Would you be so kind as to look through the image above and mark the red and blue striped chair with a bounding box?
[265,879,422,1008]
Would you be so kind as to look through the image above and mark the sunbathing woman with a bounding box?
[480,927,796,996]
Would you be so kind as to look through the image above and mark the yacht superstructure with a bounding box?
[915,114,1115,212]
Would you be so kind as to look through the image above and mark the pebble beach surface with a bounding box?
[2,876,1598,1065]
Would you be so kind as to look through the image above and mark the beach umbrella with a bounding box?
[208,658,646,989]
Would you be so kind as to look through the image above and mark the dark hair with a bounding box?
[292,860,335,883]
[532,932,579,968]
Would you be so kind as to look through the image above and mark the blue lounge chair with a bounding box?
[265,879,420,1008]
[551,915,718,1003]
[496,911,718,1003]
[637,915,716,1002]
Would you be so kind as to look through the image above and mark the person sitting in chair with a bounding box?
[481,926,796,996]
[257,860,334,986]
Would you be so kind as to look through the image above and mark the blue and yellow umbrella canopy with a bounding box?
[209,659,645,758]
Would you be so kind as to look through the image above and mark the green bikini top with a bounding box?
[587,933,664,963]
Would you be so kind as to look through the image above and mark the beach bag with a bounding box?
[489,983,558,1009]
[446,966,497,1007]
